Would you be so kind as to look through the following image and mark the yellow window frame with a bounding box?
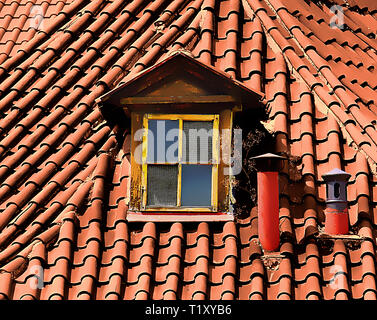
[141,113,219,212]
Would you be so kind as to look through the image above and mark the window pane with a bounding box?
[147,120,179,163]
[147,165,178,206]
[181,164,212,207]
[183,121,213,164]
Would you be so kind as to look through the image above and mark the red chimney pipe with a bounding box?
[257,171,280,251]
[252,153,286,252]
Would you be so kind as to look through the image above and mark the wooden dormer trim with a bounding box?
[120,95,237,106]
[98,52,266,126]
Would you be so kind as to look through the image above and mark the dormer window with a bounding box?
[141,114,219,211]
[98,52,265,222]
[129,110,231,221]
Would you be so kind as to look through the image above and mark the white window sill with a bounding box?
[126,212,234,222]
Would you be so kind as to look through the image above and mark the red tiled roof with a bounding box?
[0,0,377,300]
[0,0,74,61]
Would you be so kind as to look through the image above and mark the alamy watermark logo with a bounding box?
[328,264,346,291]
[29,5,45,31]
[329,5,345,30]
[29,265,44,290]
[133,125,243,175]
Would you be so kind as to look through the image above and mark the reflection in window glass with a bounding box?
[181,164,212,207]
[147,120,179,163]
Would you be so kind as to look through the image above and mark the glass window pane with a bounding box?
[183,121,213,164]
[147,165,178,207]
[181,164,212,207]
[147,120,179,163]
